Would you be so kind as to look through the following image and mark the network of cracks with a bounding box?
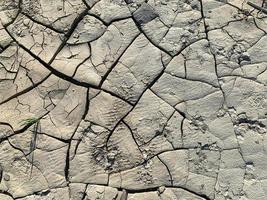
[0,0,267,199]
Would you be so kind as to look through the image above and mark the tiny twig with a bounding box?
[29,121,39,177]
[0,164,3,183]
[247,1,267,14]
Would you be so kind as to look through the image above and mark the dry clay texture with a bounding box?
[0,0,267,199]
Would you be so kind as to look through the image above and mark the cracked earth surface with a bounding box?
[0,0,267,199]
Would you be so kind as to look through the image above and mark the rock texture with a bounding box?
[0,0,267,199]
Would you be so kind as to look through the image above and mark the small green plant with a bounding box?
[19,117,40,127]
[19,117,41,177]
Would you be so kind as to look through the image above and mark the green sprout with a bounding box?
[19,117,41,177]
[19,117,40,127]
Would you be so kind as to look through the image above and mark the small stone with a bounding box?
[133,3,158,25]
[158,186,166,194]
[125,0,134,4]
[23,19,30,26]
[4,174,10,181]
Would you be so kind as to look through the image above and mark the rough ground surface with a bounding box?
[0,0,266,199]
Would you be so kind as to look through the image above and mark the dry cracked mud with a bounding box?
[0,0,267,199]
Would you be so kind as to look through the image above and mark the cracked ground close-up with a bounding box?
[0,0,267,199]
